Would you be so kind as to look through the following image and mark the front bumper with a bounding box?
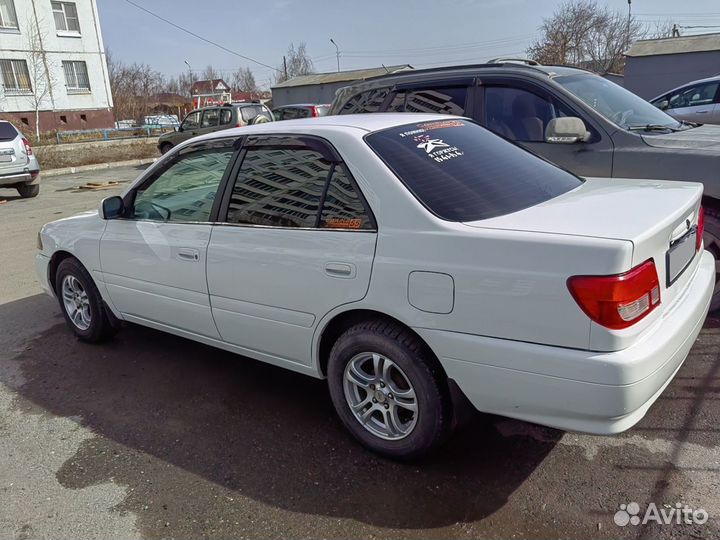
[418,250,714,434]
[35,253,54,297]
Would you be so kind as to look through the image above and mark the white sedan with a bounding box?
[36,114,714,458]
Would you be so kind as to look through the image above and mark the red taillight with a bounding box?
[310,106,318,117]
[567,259,661,330]
[235,123,243,128]
[696,206,704,251]
[22,137,32,156]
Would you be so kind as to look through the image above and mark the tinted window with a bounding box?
[201,108,219,128]
[240,105,264,122]
[365,119,581,222]
[484,86,577,142]
[339,88,390,114]
[0,121,18,141]
[388,87,467,115]
[226,139,329,228]
[132,140,234,222]
[320,165,373,230]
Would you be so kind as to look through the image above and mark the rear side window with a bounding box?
[0,122,18,141]
[365,119,582,222]
[240,105,263,122]
[224,136,373,230]
[388,87,467,116]
[339,88,390,114]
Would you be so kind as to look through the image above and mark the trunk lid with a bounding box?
[0,136,27,172]
[463,177,704,328]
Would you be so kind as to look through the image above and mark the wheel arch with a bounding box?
[48,250,76,294]
[315,308,447,380]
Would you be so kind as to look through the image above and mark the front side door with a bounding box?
[100,138,237,338]
[207,135,377,366]
[174,110,202,145]
[479,80,613,177]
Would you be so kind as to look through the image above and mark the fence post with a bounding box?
[56,132,61,145]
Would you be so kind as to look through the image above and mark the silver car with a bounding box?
[651,76,720,125]
[0,121,41,198]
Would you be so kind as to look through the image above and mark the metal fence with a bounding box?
[55,125,176,145]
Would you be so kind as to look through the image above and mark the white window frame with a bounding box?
[52,1,81,35]
[62,60,91,93]
[0,59,32,95]
[0,0,19,30]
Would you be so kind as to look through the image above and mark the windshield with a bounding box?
[555,73,681,130]
[365,119,582,222]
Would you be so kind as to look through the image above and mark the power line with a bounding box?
[121,0,280,72]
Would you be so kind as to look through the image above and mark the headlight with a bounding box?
[37,231,43,250]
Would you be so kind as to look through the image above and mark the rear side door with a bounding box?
[478,79,613,177]
[100,138,238,338]
[199,107,221,135]
[207,135,377,367]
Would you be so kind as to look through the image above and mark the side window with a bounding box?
[320,166,373,230]
[132,140,235,222]
[669,83,719,108]
[182,111,201,130]
[219,108,233,125]
[201,108,219,128]
[271,108,283,120]
[388,87,467,116]
[224,136,373,230]
[339,88,390,114]
[484,86,577,143]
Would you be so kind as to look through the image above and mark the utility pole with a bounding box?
[330,38,340,72]
[626,0,632,50]
[283,56,288,81]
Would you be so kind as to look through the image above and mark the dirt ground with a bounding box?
[0,167,718,539]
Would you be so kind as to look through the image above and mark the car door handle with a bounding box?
[177,248,200,261]
[324,262,356,279]
[695,110,709,114]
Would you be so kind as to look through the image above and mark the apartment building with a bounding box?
[0,0,113,133]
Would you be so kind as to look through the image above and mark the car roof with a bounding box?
[191,113,453,142]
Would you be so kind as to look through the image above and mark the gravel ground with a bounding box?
[0,167,718,539]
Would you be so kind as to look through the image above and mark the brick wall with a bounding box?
[0,108,115,135]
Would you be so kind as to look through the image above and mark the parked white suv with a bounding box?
[36,114,714,457]
[0,121,41,198]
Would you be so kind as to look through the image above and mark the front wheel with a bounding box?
[327,319,453,459]
[703,206,720,312]
[159,142,173,155]
[55,258,117,342]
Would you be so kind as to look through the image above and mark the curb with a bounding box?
[42,157,158,178]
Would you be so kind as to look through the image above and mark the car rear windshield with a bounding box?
[240,105,264,122]
[0,122,18,141]
[365,119,582,221]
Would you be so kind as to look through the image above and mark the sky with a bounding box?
[96,0,720,88]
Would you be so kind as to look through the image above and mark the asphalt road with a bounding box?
[0,167,718,539]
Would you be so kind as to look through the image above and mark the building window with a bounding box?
[0,59,32,94]
[59,115,67,124]
[0,0,18,29]
[62,61,90,92]
[52,1,80,34]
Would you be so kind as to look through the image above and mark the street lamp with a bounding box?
[330,38,340,73]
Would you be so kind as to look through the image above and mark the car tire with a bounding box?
[159,143,173,155]
[327,319,453,459]
[55,257,117,343]
[703,206,720,312]
[16,183,39,198]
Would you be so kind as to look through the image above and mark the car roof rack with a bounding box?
[487,57,541,66]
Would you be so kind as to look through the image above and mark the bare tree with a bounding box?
[24,16,54,139]
[202,64,218,81]
[527,0,656,74]
[107,51,164,124]
[275,42,314,84]
[231,67,258,95]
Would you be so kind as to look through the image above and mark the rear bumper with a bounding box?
[418,250,714,434]
[0,170,40,186]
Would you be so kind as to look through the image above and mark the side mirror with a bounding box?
[545,117,590,144]
[99,196,124,220]
[657,100,669,111]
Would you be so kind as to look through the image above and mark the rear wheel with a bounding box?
[55,258,117,342]
[703,206,720,312]
[327,319,453,459]
[159,142,173,155]
[17,183,39,198]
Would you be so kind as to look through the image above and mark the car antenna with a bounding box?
[381,64,390,74]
